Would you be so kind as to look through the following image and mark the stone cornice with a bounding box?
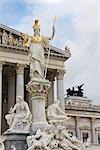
[0,24,71,60]
[65,104,100,113]
[0,43,69,59]
[0,44,28,52]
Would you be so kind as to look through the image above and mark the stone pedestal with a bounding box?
[4,133,28,150]
[26,78,51,133]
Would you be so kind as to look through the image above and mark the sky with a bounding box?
[0,0,100,105]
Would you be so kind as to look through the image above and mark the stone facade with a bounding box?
[65,96,100,148]
[0,24,99,149]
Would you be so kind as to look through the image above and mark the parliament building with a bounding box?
[0,24,100,149]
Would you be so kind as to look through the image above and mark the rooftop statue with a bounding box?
[8,33,13,46]
[2,30,8,45]
[28,19,55,80]
[20,33,29,48]
[66,84,84,97]
[5,96,32,133]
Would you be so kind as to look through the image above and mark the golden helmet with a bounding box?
[33,20,40,30]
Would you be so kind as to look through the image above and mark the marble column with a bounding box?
[0,61,5,134]
[48,81,54,106]
[57,70,65,111]
[26,79,50,132]
[75,116,80,139]
[8,71,15,110]
[16,64,26,101]
[91,117,96,144]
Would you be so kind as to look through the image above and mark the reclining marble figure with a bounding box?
[47,100,71,124]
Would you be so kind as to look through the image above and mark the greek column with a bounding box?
[16,64,26,101]
[91,117,96,144]
[57,70,65,111]
[0,61,5,134]
[48,81,54,106]
[75,116,80,139]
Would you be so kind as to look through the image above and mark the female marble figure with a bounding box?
[8,33,13,46]
[2,30,8,45]
[29,20,55,79]
[5,96,32,132]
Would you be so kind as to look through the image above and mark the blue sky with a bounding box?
[0,0,30,26]
[0,0,100,104]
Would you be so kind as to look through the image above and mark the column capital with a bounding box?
[0,61,5,71]
[57,70,66,80]
[91,117,96,123]
[16,64,26,74]
[76,116,81,121]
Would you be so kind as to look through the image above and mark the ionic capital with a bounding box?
[0,61,5,71]
[57,70,66,80]
[16,64,26,74]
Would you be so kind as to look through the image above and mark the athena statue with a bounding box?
[29,20,55,80]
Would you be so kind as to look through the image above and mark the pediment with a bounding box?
[66,124,75,130]
[0,24,71,59]
[80,125,91,130]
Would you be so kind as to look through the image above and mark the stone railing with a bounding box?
[65,102,100,112]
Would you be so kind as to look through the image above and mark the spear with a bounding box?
[44,16,56,79]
